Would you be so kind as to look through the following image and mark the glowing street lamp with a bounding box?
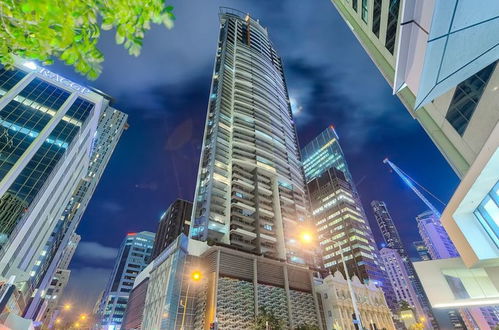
[79,313,87,321]
[180,270,203,329]
[191,271,202,282]
[300,231,313,244]
[63,303,71,311]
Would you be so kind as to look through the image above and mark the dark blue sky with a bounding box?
[55,0,459,310]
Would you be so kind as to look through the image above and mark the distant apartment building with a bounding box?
[329,0,499,314]
[413,241,432,261]
[302,127,397,312]
[151,199,192,259]
[35,233,80,327]
[315,271,395,330]
[0,59,106,315]
[98,231,154,329]
[372,201,438,328]
[416,211,459,260]
[36,268,70,328]
[380,248,426,323]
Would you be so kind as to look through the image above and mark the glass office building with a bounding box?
[302,127,397,313]
[25,101,128,320]
[0,60,102,311]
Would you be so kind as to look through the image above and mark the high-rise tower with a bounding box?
[371,200,406,256]
[142,8,321,329]
[302,127,397,314]
[190,8,309,264]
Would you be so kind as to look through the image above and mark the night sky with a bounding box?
[51,0,459,311]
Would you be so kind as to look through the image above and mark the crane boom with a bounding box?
[383,158,441,217]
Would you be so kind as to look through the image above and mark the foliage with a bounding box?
[0,0,175,79]
[253,307,285,330]
[398,300,412,312]
[295,324,320,330]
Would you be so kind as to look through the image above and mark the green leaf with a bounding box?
[0,0,175,79]
[21,3,32,13]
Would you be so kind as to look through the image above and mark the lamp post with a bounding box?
[180,270,202,330]
[332,239,363,330]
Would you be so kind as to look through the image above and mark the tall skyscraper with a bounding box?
[413,241,431,261]
[0,60,104,314]
[166,8,320,329]
[151,199,192,260]
[98,231,155,329]
[302,128,395,306]
[24,87,128,320]
[416,211,459,260]
[329,0,499,315]
[190,8,310,265]
[371,200,405,256]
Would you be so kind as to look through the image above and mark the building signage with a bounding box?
[38,68,90,94]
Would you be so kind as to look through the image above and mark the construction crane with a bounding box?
[383,158,443,217]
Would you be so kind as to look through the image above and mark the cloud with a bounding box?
[75,241,119,261]
[64,267,113,312]
[99,200,124,213]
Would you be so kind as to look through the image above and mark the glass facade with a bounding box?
[372,0,382,37]
[302,126,351,184]
[0,67,97,250]
[385,0,400,54]
[0,76,70,180]
[445,61,496,135]
[0,94,93,246]
[302,127,398,312]
[474,181,499,248]
[361,0,368,23]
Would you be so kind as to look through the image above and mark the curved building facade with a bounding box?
[190,8,309,264]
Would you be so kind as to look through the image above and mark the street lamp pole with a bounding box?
[333,239,363,330]
[180,280,191,330]
[180,270,201,330]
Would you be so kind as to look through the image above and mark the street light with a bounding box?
[79,313,87,321]
[180,270,202,330]
[299,232,363,330]
[300,231,313,244]
[333,239,363,330]
[63,303,71,311]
